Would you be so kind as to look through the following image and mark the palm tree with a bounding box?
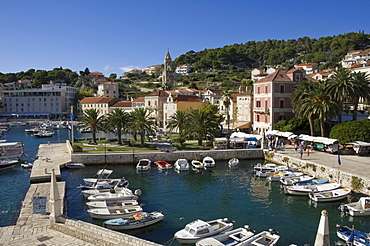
[166,110,190,147]
[188,108,223,146]
[105,108,130,145]
[327,67,354,124]
[78,108,106,144]
[300,81,339,137]
[129,108,156,146]
[290,80,316,136]
[350,71,370,121]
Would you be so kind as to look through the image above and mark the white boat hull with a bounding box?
[104,212,164,230]
[309,188,351,202]
[285,183,341,196]
[88,206,142,219]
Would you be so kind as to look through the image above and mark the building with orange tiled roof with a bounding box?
[175,64,193,75]
[132,97,145,108]
[110,100,132,112]
[202,89,223,105]
[79,97,119,117]
[163,94,203,130]
[145,90,171,127]
[251,67,278,81]
[97,81,119,98]
[253,69,304,133]
[342,50,370,68]
[295,63,318,74]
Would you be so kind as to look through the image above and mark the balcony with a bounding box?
[253,107,269,114]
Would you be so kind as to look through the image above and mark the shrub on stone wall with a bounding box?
[72,145,83,152]
[351,176,364,190]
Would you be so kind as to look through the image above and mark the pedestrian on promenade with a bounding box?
[294,143,298,152]
[306,145,310,157]
[299,147,303,159]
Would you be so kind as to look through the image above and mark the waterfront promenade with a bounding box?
[1,141,369,245]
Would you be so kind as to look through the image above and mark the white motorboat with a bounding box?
[86,199,139,209]
[191,160,204,169]
[268,171,303,182]
[103,211,164,230]
[65,162,85,169]
[81,179,130,198]
[136,159,151,171]
[83,169,121,185]
[280,174,315,186]
[0,141,26,160]
[196,225,255,246]
[253,163,277,172]
[197,227,280,246]
[309,188,351,202]
[0,159,18,170]
[87,205,143,219]
[285,182,341,196]
[33,130,55,138]
[174,218,233,244]
[339,197,370,216]
[174,159,190,171]
[228,158,239,167]
[87,188,140,201]
[203,156,215,168]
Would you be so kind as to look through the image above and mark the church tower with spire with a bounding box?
[162,49,174,90]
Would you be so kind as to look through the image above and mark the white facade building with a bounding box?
[96,82,119,98]
[1,83,78,118]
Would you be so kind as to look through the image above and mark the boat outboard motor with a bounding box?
[134,189,142,196]
[269,228,278,234]
[110,188,116,193]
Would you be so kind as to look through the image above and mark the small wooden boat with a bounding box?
[174,218,233,244]
[268,171,304,182]
[295,178,329,186]
[339,197,370,216]
[83,169,121,185]
[253,163,277,172]
[191,160,204,169]
[81,179,131,198]
[0,159,18,170]
[309,188,351,202]
[65,162,85,169]
[87,205,143,219]
[285,182,341,196]
[279,174,313,185]
[197,227,280,246]
[202,156,215,168]
[336,224,370,246]
[86,199,139,209]
[136,159,151,171]
[155,161,172,170]
[103,211,164,230]
[228,158,239,167]
[174,159,189,171]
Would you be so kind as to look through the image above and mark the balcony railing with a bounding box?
[253,107,269,113]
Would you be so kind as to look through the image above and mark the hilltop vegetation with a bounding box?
[0,32,369,94]
[174,32,370,71]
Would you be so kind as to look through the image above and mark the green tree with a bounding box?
[221,90,232,136]
[78,109,106,144]
[330,119,370,143]
[129,108,156,146]
[300,81,338,137]
[166,111,190,148]
[290,80,316,136]
[326,67,354,124]
[105,108,130,145]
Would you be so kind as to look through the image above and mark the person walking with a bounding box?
[299,147,303,159]
[306,144,310,157]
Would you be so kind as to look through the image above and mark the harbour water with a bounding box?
[1,125,370,245]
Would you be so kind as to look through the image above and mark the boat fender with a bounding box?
[134,189,142,196]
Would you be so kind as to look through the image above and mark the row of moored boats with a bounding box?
[255,162,370,246]
[136,156,216,171]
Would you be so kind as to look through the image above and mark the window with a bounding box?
[265,85,268,93]
[280,99,284,108]
[280,85,285,93]
[256,101,261,107]
[279,115,286,121]
[257,86,260,94]
[256,115,260,122]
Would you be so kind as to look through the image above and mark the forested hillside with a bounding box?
[174,32,370,71]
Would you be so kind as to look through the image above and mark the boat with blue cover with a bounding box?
[103,211,164,230]
[336,224,370,246]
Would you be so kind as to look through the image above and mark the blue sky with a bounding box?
[1,0,368,76]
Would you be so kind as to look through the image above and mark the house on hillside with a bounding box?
[78,97,119,117]
[96,82,119,98]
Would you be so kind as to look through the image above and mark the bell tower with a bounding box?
[162,49,174,90]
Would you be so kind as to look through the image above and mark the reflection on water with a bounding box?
[61,159,370,246]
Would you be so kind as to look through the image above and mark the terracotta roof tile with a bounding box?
[79,97,117,104]
[111,101,132,107]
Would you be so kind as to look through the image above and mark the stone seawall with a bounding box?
[51,217,162,246]
[266,150,370,195]
[70,149,264,164]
